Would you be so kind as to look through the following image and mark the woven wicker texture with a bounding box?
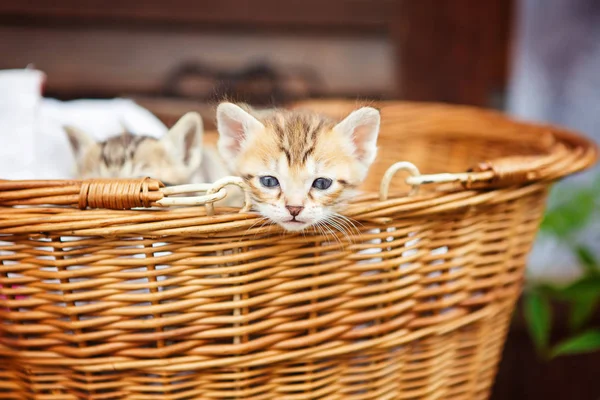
[0,101,596,400]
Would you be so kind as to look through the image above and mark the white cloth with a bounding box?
[0,68,168,180]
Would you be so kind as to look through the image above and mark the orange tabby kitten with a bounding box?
[216,102,380,232]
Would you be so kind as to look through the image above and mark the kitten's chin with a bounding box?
[278,221,311,232]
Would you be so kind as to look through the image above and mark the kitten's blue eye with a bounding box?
[312,178,333,190]
[259,176,280,188]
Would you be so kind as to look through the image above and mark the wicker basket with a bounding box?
[0,101,596,400]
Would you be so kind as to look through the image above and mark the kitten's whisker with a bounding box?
[278,224,288,241]
[246,217,270,240]
[340,219,361,237]
[335,217,356,242]
[246,216,267,232]
[332,213,362,231]
[328,215,357,242]
[331,215,360,242]
[318,222,334,247]
[301,227,308,242]
[326,223,345,248]
[255,219,274,240]
[335,213,363,229]
[321,220,343,248]
[325,219,350,246]
[314,221,327,244]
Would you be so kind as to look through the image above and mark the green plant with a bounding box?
[523,178,600,359]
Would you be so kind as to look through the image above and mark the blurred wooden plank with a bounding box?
[0,0,393,30]
[0,26,395,101]
[392,0,513,106]
[1,0,513,106]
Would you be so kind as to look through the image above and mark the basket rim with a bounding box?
[0,100,596,237]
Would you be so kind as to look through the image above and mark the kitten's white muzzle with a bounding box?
[280,220,311,232]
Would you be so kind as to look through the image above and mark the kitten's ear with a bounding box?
[334,107,380,167]
[162,112,204,168]
[216,102,265,160]
[64,125,96,159]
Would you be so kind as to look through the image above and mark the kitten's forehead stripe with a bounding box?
[262,111,333,167]
[302,146,315,163]
[272,123,285,141]
[100,133,155,166]
[279,146,292,165]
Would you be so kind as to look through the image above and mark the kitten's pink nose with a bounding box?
[286,205,304,217]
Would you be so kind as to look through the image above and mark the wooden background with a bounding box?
[0,0,512,106]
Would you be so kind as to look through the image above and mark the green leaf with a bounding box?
[550,330,600,358]
[560,276,600,301]
[537,283,567,299]
[540,188,597,237]
[523,291,552,353]
[569,295,599,331]
[575,245,599,276]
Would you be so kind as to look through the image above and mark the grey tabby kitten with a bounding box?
[64,112,230,186]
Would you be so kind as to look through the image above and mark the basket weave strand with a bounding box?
[0,101,596,400]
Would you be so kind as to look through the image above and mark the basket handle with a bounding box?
[0,177,252,214]
[379,144,581,200]
[80,177,252,214]
[78,177,251,213]
[158,177,253,214]
[85,177,252,214]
